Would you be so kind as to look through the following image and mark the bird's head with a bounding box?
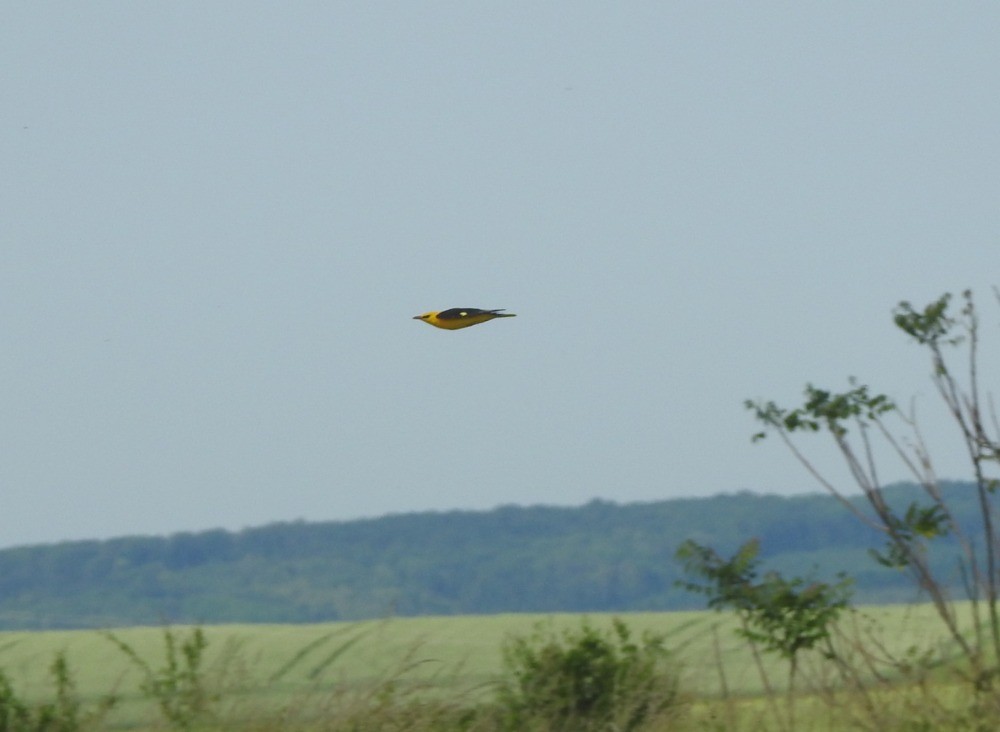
[413,312,434,321]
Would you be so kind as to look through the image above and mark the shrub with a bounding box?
[105,626,217,730]
[496,618,682,732]
[0,652,115,732]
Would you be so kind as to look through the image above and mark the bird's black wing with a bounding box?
[436,308,495,320]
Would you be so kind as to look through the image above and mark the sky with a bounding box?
[2,3,1000,549]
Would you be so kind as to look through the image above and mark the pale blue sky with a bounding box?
[2,3,999,548]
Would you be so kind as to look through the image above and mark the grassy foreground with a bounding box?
[0,604,977,730]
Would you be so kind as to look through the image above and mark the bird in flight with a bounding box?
[413,308,516,330]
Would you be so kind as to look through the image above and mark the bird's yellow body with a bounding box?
[413,308,516,330]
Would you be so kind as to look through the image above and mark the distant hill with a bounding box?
[0,483,979,629]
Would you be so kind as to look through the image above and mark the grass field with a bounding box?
[0,604,980,730]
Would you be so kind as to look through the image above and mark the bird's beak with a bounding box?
[412,315,422,320]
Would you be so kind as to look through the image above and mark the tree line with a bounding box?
[0,484,977,629]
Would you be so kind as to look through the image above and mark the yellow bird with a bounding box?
[412,308,516,330]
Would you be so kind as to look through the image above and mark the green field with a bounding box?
[0,604,980,730]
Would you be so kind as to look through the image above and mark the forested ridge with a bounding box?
[0,483,977,629]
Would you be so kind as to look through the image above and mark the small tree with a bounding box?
[677,538,851,729]
[746,289,1000,692]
